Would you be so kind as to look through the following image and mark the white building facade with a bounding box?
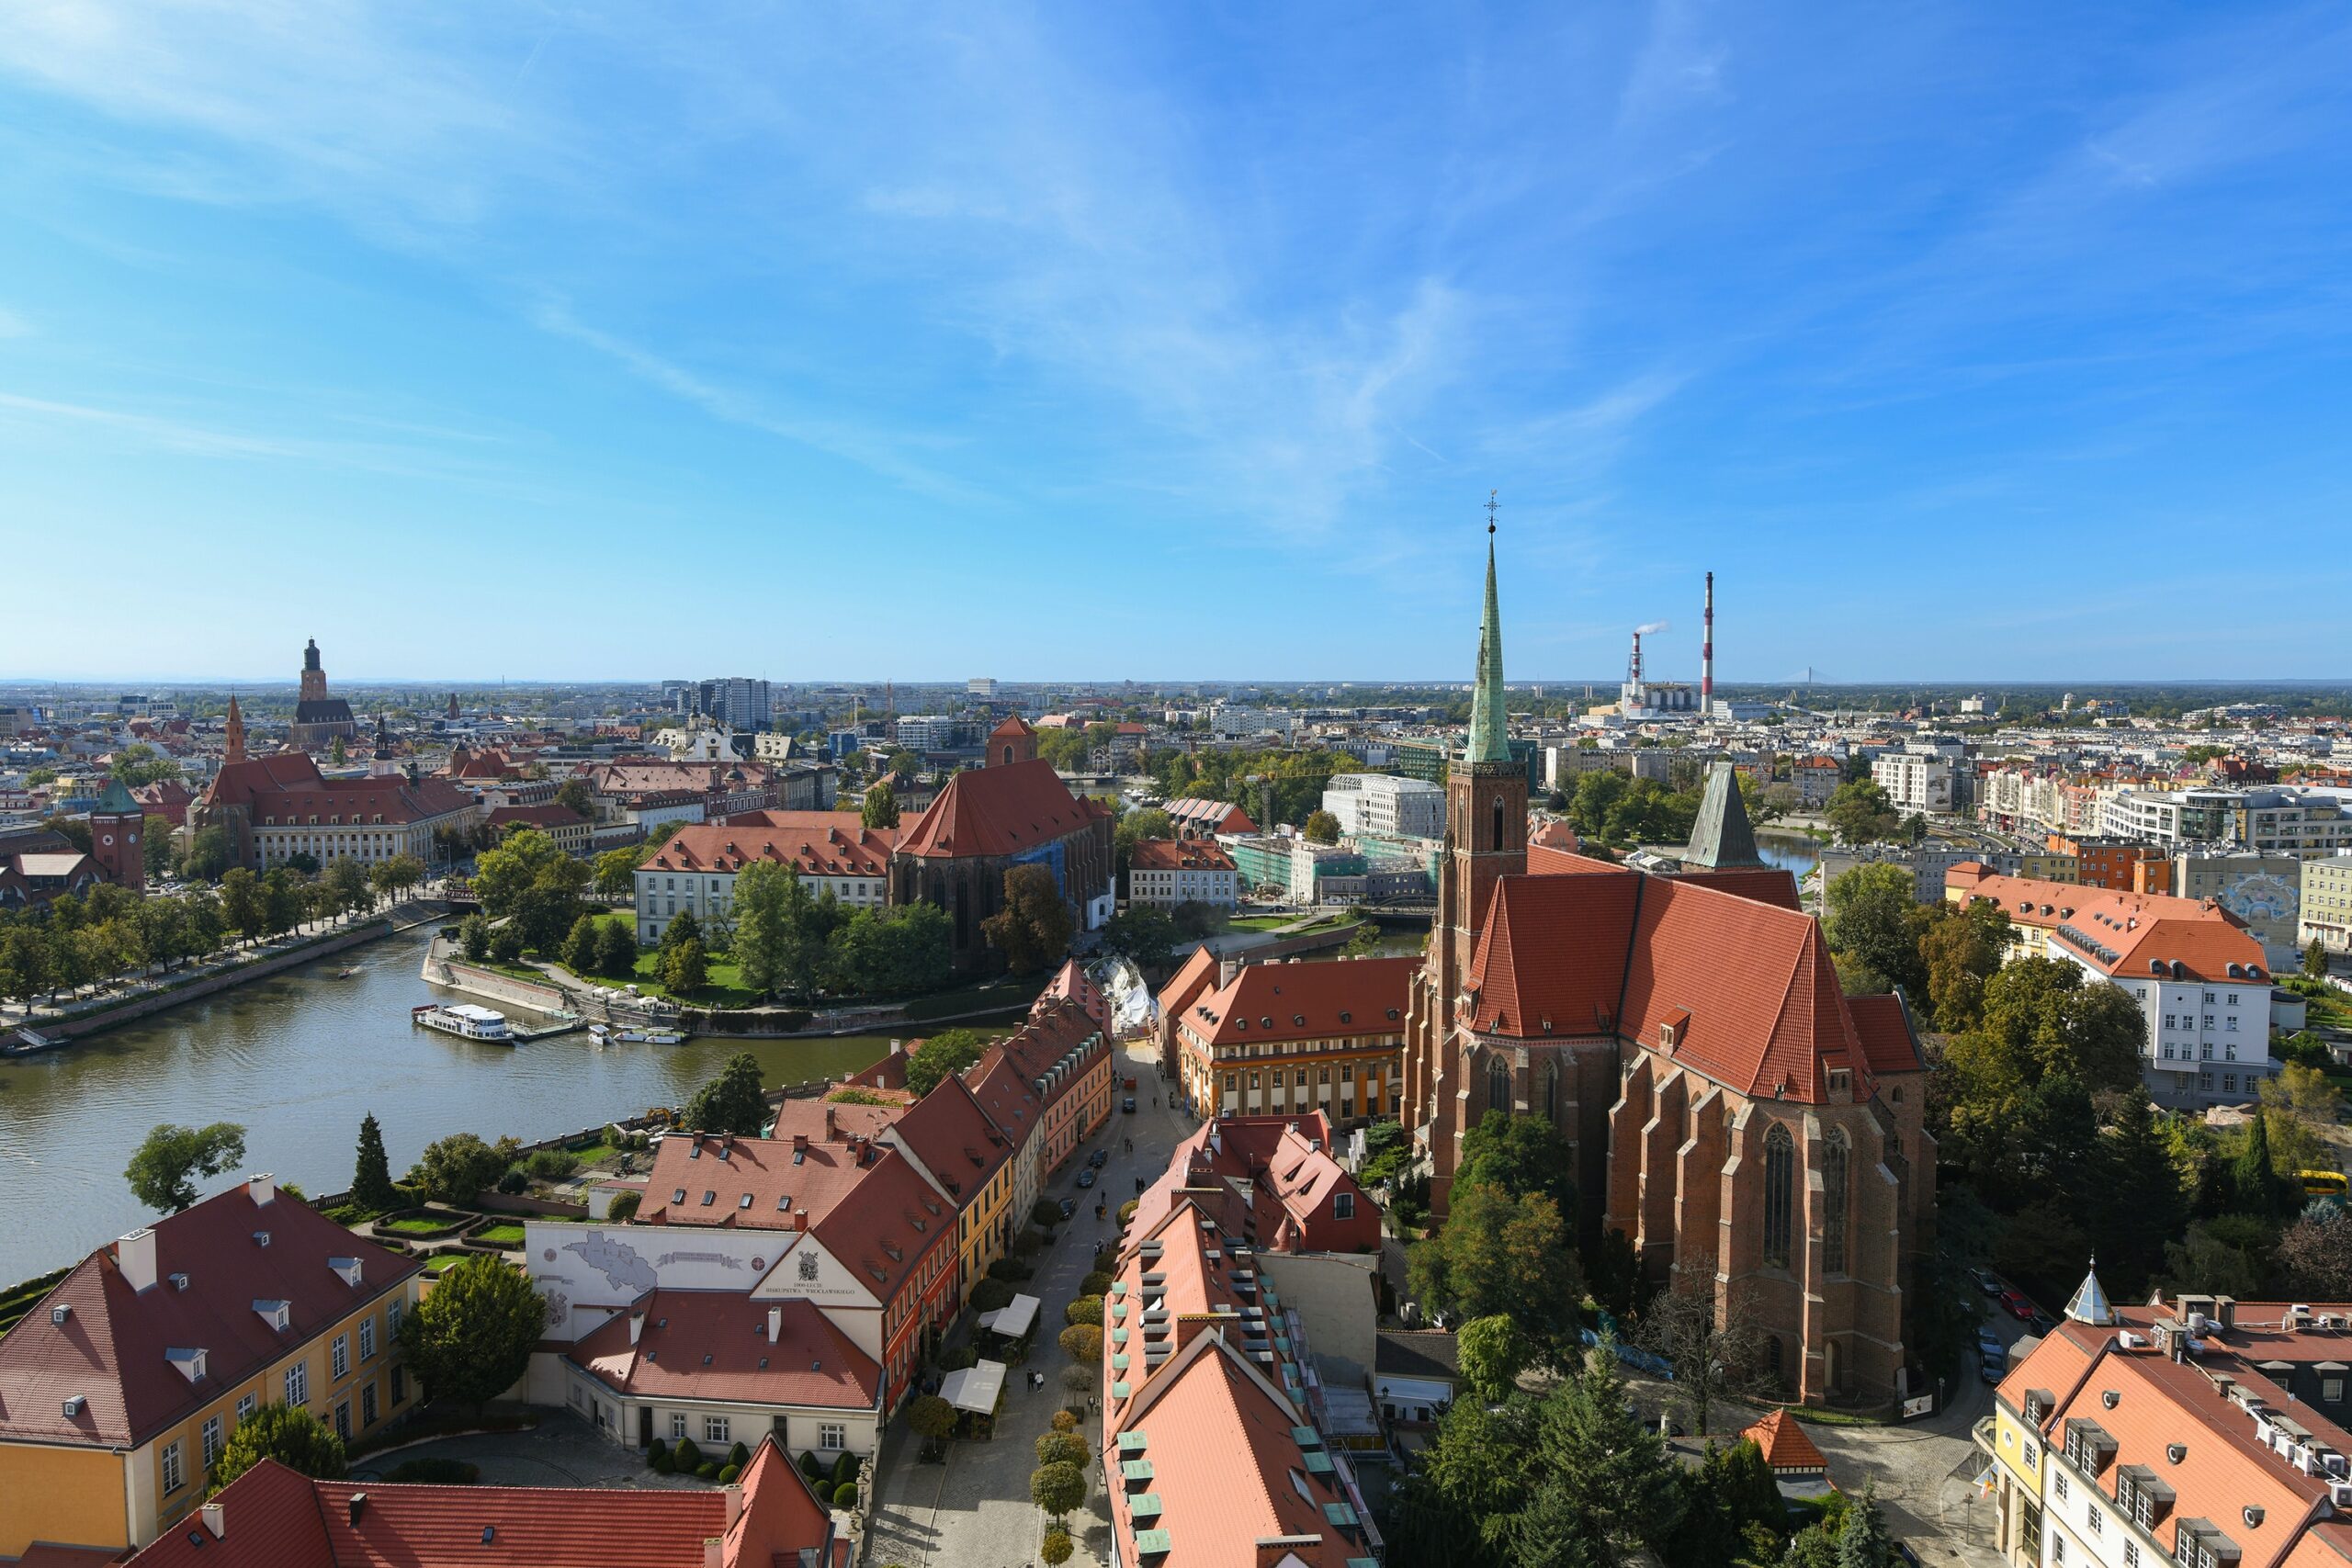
[1322,773,1446,840]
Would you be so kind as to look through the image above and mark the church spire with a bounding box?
[1465,493,1510,764]
[223,694,246,767]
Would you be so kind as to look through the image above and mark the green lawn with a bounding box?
[423,1254,471,1275]
[381,1215,459,1235]
[474,1224,526,1247]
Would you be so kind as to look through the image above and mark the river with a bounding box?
[0,928,903,1277]
[1754,830,1824,879]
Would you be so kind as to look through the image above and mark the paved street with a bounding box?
[866,1038,1188,1568]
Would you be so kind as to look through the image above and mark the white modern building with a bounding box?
[1871,748,1956,815]
[2301,852,2352,956]
[891,715,959,751]
[1321,773,1446,840]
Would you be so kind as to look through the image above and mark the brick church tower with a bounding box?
[223,694,246,767]
[89,776,146,892]
[1401,521,1525,1211]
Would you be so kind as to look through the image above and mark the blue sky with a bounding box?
[2,3,2348,685]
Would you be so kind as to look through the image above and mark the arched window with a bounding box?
[1002,744,1014,766]
[1762,1123,1794,1269]
[1491,795,1505,851]
[1542,1060,1560,1122]
[1487,1055,1511,1116]
[1823,1129,1850,1276]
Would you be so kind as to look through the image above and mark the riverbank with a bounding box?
[0,926,903,1275]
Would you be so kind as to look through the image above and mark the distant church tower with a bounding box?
[370,714,399,776]
[1402,506,1527,1211]
[89,776,146,893]
[300,638,328,705]
[223,694,247,768]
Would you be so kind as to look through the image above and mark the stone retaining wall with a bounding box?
[41,921,394,1042]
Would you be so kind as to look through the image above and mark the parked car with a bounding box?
[2029,1309,2057,1335]
[1076,1168,1097,1189]
[1088,1148,1109,1168]
[1058,1199,1077,1220]
[1999,1291,2037,1322]
[1975,1327,2004,1359]
[1973,1268,2002,1296]
[1978,1355,2007,1385]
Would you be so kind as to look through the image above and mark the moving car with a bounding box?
[1123,1096,1137,1113]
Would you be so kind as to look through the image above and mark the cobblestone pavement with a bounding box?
[866,1040,1188,1568]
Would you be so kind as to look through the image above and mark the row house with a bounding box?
[1161,952,1416,1127]
[633,811,899,944]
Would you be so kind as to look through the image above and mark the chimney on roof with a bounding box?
[248,1172,276,1205]
[792,1132,809,1155]
[794,1210,808,1233]
[200,1503,226,1540]
[346,1494,368,1527]
[824,1105,837,1140]
[117,1227,158,1292]
[725,1483,745,1528]
[767,1304,782,1343]
[703,1538,724,1568]
[628,1312,644,1346]
[1219,955,1240,988]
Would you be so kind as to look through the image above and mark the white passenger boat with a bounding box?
[411,1003,514,1042]
[617,1026,688,1044]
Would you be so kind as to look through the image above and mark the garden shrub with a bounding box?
[495,1168,529,1195]
[833,1481,858,1508]
[717,1463,741,1483]
[831,1450,857,1487]
[988,1256,1035,1282]
[1079,1270,1114,1297]
[970,1278,1015,1314]
[525,1148,580,1181]
[800,1450,825,1480]
[697,1461,720,1480]
[1029,1198,1063,1228]
[650,1450,674,1474]
[940,1345,978,1371]
[728,1440,751,1470]
[674,1438,703,1472]
[1049,1409,1080,1434]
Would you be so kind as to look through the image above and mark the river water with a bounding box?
[1754,831,1824,878]
[0,928,899,1277]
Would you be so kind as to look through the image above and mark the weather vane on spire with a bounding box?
[1485,489,1498,535]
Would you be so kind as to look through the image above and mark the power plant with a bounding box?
[1702,570,1715,716]
[1597,570,1765,720]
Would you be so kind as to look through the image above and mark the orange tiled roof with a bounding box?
[895,759,1107,859]
[1182,955,1417,1050]
[641,812,897,878]
[1742,1407,1827,1472]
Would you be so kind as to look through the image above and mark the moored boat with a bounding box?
[411,1002,514,1042]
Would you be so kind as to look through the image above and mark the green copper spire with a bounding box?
[1466,500,1510,764]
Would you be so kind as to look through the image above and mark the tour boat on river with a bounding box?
[411,1003,514,1043]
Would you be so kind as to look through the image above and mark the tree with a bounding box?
[1035,1431,1089,1468]
[561,915,602,976]
[1921,897,2010,1032]
[1029,1461,1087,1527]
[489,922,526,964]
[905,1027,999,1099]
[2161,1215,2274,1298]
[862,780,900,829]
[1099,907,1178,970]
[1458,1314,1532,1404]
[729,861,803,1000]
[414,1132,516,1204]
[322,860,370,921]
[220,867,265,942]
[0,926,50,1007]
[555,777,595,818]
[595,919,639,976]
[2235,1111,2293,1216]
[209,1403,345,1494]
[1838,1481,1897,1568]
[141,816,175,881]
[459,913,492,962]
[1456,1111,1577,1216]
[2278,1209,2352,1298]
[1408,1180,1581,1348]
[1057,1324,1102,1363]
[908,1393,956,1446]
[175,824,232,883]
[352,1113,397,1212]
[1513,1345,1685,1566]
[1041,1529,1074,1566]
[125,1122,248,1213]
[1634,1284,1770,1438]
[1303,809,1341,844]
[982,863,1074,975]
[2310,938,2334,979]
[594,848,641,901]
[659,908,703,953]
[1823,863,1927,998]
[662,937,708,994]
[1824,781,1903,845]
[681,1052,769,1135]
[398,1253,546,1415]
[2091,1089,2186,1298]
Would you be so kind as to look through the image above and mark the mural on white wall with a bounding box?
[524,1222,879,1345]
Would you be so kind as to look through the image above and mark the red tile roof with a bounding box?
[1844,993,1926,1077]
[638,1137,952,1310]
[0,1180,421,1450]
[641,813,898,878]
[126,1438,835,1568]
[888,1073,1018,1205]
[1128,839,1236,872]
[1180,955,1417,1050]
[200,753,475,826]
[1671,866,1801,909]
[1161,797,1257,835]
[1741,1408,1827,1472]
[1465,864,1911,1105]
[894,759,1107,859]
[1956,873,2267,982]
[485,803,588,831]
[569,1291,878,1411]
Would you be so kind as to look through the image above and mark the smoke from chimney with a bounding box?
[1634,620,1671,636]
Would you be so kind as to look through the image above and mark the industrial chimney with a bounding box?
[1628,628,1644,690]
[1702,570,1715,716]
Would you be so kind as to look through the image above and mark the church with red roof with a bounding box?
[1397,530,1934,1412]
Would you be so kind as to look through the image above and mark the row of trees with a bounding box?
[0,857,424,1007]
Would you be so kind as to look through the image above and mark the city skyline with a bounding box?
[5,5,2352,682]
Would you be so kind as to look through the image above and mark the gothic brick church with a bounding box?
[1399,533,1935,1408]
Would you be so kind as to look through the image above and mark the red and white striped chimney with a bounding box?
[1702,570,1715,716]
